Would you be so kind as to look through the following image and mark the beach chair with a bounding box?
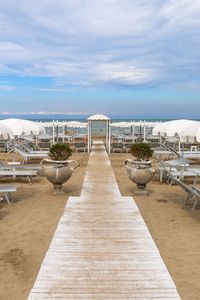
[169,175,200,210]
[0,184,17,204]
[74,142,87,153]
[14,145,48,164]
[0,169,38,185]
[111,142,124,153]
[157,157,192,182]
[21,143,48,154]
[124,143,131,153]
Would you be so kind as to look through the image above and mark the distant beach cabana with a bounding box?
[87,114,111,153]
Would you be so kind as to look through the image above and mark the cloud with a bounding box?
[0,0,199,90]
[0,84,15,91]
[93,63,156,86]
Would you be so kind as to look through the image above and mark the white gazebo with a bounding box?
[87,114,111,153]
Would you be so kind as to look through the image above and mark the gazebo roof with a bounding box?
[87,114,110,121]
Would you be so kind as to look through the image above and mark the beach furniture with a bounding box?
[0,168,38,185]
[21,143,49,155]
[0,184,17,204]
[74,142,87,153]
[169,174,200,210]
[158,157,192,182]
[14,145,48,164]
[157,158,200,210]
[111,142,124,153]
[124,142,131,153]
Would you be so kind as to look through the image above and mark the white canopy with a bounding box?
[152,121,174,136]
[166,120,200,142]
[0,118,41,136]
[153,119,200,142]
[88,114,110,121]
[111,121,157,128]
[42,121,87,128]
[67,121,87,128]
[111,122,132,128]
[196,128,200,143]
[0,123,15,139]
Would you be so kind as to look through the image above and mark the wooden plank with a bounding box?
[28,142,180,299]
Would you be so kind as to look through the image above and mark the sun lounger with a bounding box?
[0,169,38,185]
[169,175,200,210]
[15,145,48,164]
[111,142,124,153]
[157,157,193,182]
[74,142,87,153]
[0,184,17,204]
[156,157,200,210]
[21,143,49,154]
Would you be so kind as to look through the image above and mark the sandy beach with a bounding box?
[0,152,200,299]
[0,152,88,300]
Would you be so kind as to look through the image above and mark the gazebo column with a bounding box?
[132,124,135,143]
[52,122,55,144]
[56,125,59,143]
[87,121,90,153]
[62,124,65,143]
[105,121,108,150]
[143,121,146,142]
[90,121,92,149]
[108,120,111,154]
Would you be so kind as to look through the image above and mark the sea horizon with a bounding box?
[0,113,200,122]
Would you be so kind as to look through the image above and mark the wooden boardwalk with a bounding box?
[29,141,180,299]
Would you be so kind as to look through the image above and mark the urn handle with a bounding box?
[67,160,78,171]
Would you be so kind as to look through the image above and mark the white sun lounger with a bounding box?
[158,157,192,182]
[22,144,49,155]
[0,169,38,185]
[169,175,200,210]
[15,145,48,164]
[0,184,17,204]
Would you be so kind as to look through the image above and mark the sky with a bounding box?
[0,0,200,118]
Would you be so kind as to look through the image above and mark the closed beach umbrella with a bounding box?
[111,122,132,128]
[0,118,41,136]
[0,123,15,139]
[66,121,87,128]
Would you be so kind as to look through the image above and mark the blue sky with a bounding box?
[0,0,200,118]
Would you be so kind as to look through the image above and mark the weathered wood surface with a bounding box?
[29,141,180,299]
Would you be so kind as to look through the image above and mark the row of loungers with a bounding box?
[0,145,42,203]
[111,142,131,153]
[157,157,200,210]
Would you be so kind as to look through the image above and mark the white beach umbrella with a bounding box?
[0,118,41,136]
[66,121,87,128]
[0,123,15,139]
[152,121,174,136]
[165,119,200,142]
[36,122,45,132]
[111,122,132,128]
[196,128,200,143]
